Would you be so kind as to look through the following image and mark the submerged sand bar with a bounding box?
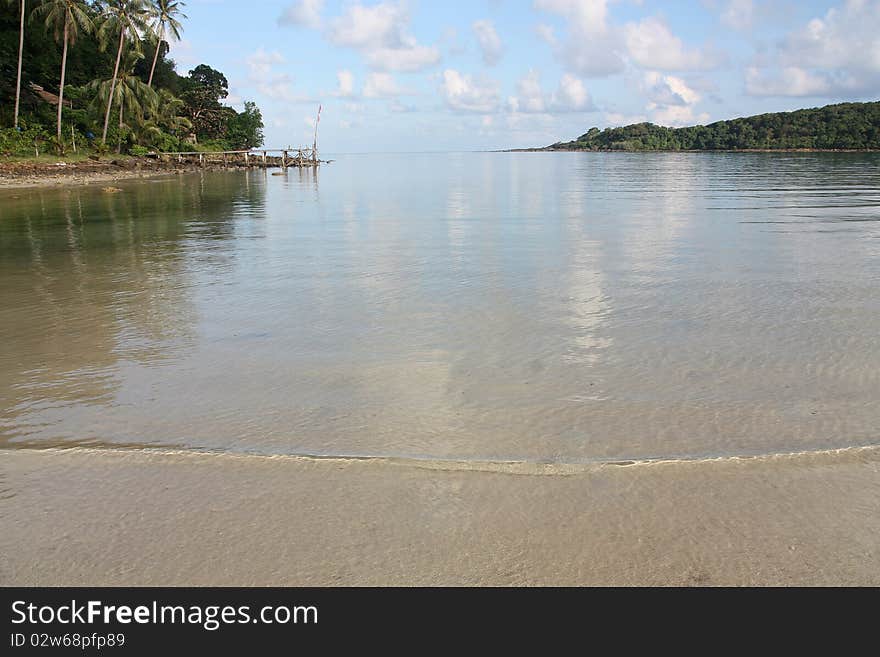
[2,445,878,586]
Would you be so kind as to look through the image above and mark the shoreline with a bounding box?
[0,157,278,190]
[2,445,878,585]
[501,147,880,153]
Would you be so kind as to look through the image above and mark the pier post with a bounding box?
[282,151,287,168]
[245,152,250,166]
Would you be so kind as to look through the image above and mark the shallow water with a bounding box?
[1,152,879,462]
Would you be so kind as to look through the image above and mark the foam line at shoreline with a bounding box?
[3,443,879,476]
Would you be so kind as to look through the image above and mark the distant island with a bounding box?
[527,101,880,152]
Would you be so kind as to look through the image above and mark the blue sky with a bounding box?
[171,0,880,152]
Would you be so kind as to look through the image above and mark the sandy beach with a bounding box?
[2,445,878,586]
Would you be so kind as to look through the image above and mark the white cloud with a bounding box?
[747,1,880,97]
[364,45,440,72]
[642,71,701,107]
[624,17,722,71]
[508,71,595,114]
[334,69,355,97]
[554,73,593,111]
[721,0,754,30]
[327,2,401,48]
[534,0,625,77]
[605,111,649,127]
[650,105,710,127]
[246,49,300,102]
[745,66,839,97]
[536,0,724,75]
[473,20,503,66]
[278,0,324,29]
[779,2,880,72]
[535,23,556,46]
[441,69,500,113]
[363,72,407,98]
[327,2,440,72]
[642,72,709,126]
[246,49,285,79]
[509,70,547,113]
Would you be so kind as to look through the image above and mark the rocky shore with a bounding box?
[0,156,256,189]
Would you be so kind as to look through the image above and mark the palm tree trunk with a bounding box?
[147,28,163,88]
[13,0,25,129]
[117,95,124,154]
[56,18,69,154]
[102,27,126,144]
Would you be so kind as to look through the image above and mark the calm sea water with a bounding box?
[1,152,879,462]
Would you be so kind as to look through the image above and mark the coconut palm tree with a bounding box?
[97,0,149,145]
[136,89,191,149]
[146,0,186,88]
[31,0,93,152]
[4,0,26,129]
[87,50,158,153]
[144,89,190,132]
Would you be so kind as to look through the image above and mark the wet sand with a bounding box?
[2,446,878,586]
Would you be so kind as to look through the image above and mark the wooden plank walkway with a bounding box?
[155,147,320,168]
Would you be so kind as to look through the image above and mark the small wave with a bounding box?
[3,443,879,476]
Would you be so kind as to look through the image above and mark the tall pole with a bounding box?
[14,0,25,129]
[312,104,321,163]
[56,18,69,152]
[148,26,163,88]
[103,27,126,144]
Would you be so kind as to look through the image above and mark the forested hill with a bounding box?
[1,1,263,156]
[546,102,880,151]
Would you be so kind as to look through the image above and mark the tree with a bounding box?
[145,0,184,88]
[97,0,148,144]
[4,0,25,128]
[140,87,190,147]
[86,49,157,152]
[226,100,263,149]
[31,0,93,151]
[179,64,229,142]
[551,102,880,151]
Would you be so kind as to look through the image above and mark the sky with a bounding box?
[170,0,880,152]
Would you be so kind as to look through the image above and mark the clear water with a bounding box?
[2,152,879,462]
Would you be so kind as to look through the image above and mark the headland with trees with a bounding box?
[539,101,880,152]
[0,0,263,159]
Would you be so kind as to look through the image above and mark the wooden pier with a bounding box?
[154,147,321,169]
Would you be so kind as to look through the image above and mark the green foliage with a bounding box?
[552,102,880,151]
[135,40,178,92]
[195,138,229,152]
[0,2,265,153]
[179,64,232,142]
[225,101,263,150]
[0,121,51,156]
[129,144,148,156]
